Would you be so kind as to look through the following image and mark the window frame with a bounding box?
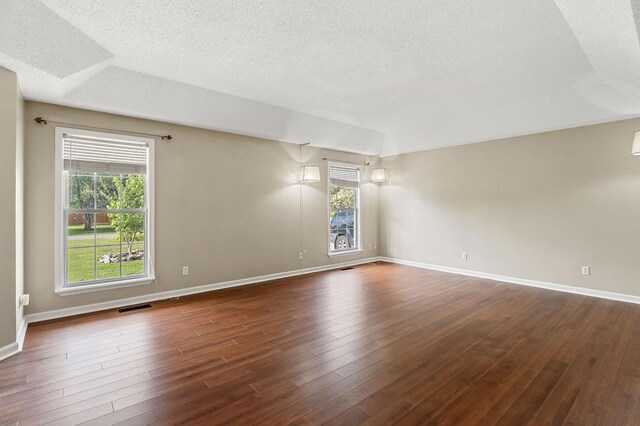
[327,161,363,257]
[54,127,155,295]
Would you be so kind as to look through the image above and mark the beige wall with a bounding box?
[24,101,379,314]
[381,118,640,296]
[24,100,639,316]
[0,68,19,347]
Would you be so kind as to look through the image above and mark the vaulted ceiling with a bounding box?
[2,0,640,155]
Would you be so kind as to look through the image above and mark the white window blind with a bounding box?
[330,166,360,188]
[63,132,148,175]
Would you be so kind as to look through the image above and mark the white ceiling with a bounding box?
[1,0,640,155]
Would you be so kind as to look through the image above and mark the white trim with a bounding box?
[54,127,64,295]
[0,318,28,362]
[381,257,640,305]
[26,257,380,324]
[54,127,155,294]
[328,249,364,257]
[14,255,639,362]
[147,138,155,281]
[17,317,27,351]
[0,342,20,362]
[55,276,155,296]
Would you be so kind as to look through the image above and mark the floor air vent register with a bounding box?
[118,304,152,313]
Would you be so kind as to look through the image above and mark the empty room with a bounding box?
[1,0,640,424]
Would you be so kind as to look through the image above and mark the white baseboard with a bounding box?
[26,257,381,324]
[380,257,640,305]
[10,255,637,363]
[0,318,29,362]
[0,342,19,362]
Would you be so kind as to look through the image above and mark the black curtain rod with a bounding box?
[33,117,173,140]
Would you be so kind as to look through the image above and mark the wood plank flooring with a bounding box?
[2,262,640,425]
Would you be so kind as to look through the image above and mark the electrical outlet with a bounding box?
[462,252,468,261]
[182,266,189,276]
[369,243,373,250]
[298,252,304,260]
[581,266,590,276]
[19,294,30,307]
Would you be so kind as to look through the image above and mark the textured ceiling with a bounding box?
[1,0,639,155]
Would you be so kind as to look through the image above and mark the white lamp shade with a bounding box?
[633,131,640,156]
[371,168,388,182]
[300,165,321,182]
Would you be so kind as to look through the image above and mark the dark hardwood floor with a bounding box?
[1,262,639,425]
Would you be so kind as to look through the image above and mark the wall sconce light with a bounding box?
[299,143,320,182]
[300,165,321,182]
[370,155,388,183]
[371,168,388,183]
[632,131,640,156]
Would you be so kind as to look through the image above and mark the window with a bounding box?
[55,127,154,294]
[328,163,361,255]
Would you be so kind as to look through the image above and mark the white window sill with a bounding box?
[56,276,155,296]
[328,249,364,257]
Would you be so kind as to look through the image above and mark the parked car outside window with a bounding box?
[330,208,355,251]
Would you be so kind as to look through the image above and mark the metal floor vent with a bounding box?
[340,267,355,271]
[118,304,152,313]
